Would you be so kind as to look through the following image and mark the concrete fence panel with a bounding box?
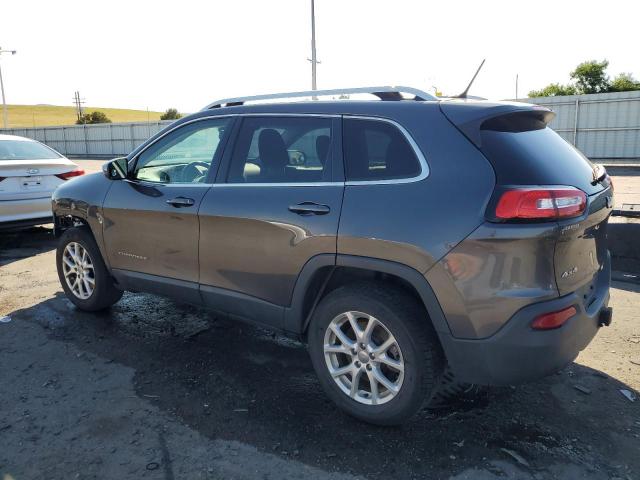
[2,94,639,161]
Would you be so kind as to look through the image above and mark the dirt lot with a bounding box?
[1,168,639,480]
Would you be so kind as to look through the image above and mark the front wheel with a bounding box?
[56,227,123,311]
[307,282,444,426]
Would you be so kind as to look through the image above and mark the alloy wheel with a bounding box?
[61,242,95,300]
[323,311,405,405]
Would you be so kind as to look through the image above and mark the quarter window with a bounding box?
[343,118,421,181]
[133,118,231,184]
[227,117,333,183]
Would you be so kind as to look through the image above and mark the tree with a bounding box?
[528,83,577,98]
[528,59,640,97]
[609,73,640,92]
[160,108,182,120]
[76,111,111,124]
[570,60,610,94]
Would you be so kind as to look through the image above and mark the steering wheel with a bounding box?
[182,161,210,183]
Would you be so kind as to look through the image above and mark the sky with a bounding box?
[1,0,639,113]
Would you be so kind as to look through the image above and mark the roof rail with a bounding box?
[202,86,437,110]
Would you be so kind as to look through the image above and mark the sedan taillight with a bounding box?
[55,168,85,180]
[494,187,586,221]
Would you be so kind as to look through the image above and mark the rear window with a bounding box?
[0,140,61,160]
[480,126,603,195]
[343,118,421,181]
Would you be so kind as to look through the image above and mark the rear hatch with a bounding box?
[441,101,613,297]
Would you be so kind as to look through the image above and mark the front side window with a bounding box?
[227,117,333,183]
[133,118,231,184]
[343,118,421,181]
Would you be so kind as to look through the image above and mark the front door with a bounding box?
[102,117,233,301]
[198,115,344,327]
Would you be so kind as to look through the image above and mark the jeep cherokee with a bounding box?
[52,86,613,425]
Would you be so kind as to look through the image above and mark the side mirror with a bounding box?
[103,157,129,180]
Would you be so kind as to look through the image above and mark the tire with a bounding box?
[307,282,444,426]
[427,364,483,408]
[56,227,123,311]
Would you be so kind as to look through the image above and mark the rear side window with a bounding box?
[343,118,421,181]
[480,124,603,195]
[227,117,333,183]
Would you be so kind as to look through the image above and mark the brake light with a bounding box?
[531,306,577,330]
[55,169,85,180]
[495,187,586,220]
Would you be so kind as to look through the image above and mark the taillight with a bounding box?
[531,306,577,330]
[0,176,5,182]
[494,187,586,221]
[55,169,85,180]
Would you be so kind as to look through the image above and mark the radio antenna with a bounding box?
[455,59,486,98]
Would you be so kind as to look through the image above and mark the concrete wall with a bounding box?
[523,90,640,161]
[1,91,639,160]
[0,121,174,158]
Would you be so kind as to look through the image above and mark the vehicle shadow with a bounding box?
[0,225,56,267]
[11,292,640,479]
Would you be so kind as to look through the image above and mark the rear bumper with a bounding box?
[441,252,611,386]
[0,196,52,228]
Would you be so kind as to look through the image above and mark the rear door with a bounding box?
[198,115,343,328]
[101,117,233,301]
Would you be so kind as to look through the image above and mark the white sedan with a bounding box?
[0,134,84,230]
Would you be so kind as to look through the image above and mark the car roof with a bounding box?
[185,99,443,122]
[0,134,35,142]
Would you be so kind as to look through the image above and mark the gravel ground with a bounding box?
[1,226,639,480]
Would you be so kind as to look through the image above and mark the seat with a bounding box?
[384,136,417,178]
[258,129,289,182]
[315,135,331,166]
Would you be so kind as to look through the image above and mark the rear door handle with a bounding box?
[288,202,331,215]
[166,197,195,208]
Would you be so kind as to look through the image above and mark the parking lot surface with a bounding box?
[1,223,639,480]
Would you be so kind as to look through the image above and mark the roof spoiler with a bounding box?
[440,102,555,147]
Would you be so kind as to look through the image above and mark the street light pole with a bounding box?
[0,47,18,129]
[310,0,317,92]
[306,0,322,98]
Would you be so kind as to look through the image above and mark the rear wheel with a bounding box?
[56,227,123,311]
[307,282,443,425]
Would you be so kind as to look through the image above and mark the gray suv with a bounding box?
[52,86,613,425]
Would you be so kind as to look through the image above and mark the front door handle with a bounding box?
[166,197,195,208]
[288,202,330,215]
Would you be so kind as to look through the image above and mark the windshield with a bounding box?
[0,140,62,160]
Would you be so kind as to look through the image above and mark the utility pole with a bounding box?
[0,47,18,129]
[73,91,86,123]
[515,74,519,100]
[307,0,321,98]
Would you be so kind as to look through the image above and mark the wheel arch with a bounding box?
[284,254,452,341]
